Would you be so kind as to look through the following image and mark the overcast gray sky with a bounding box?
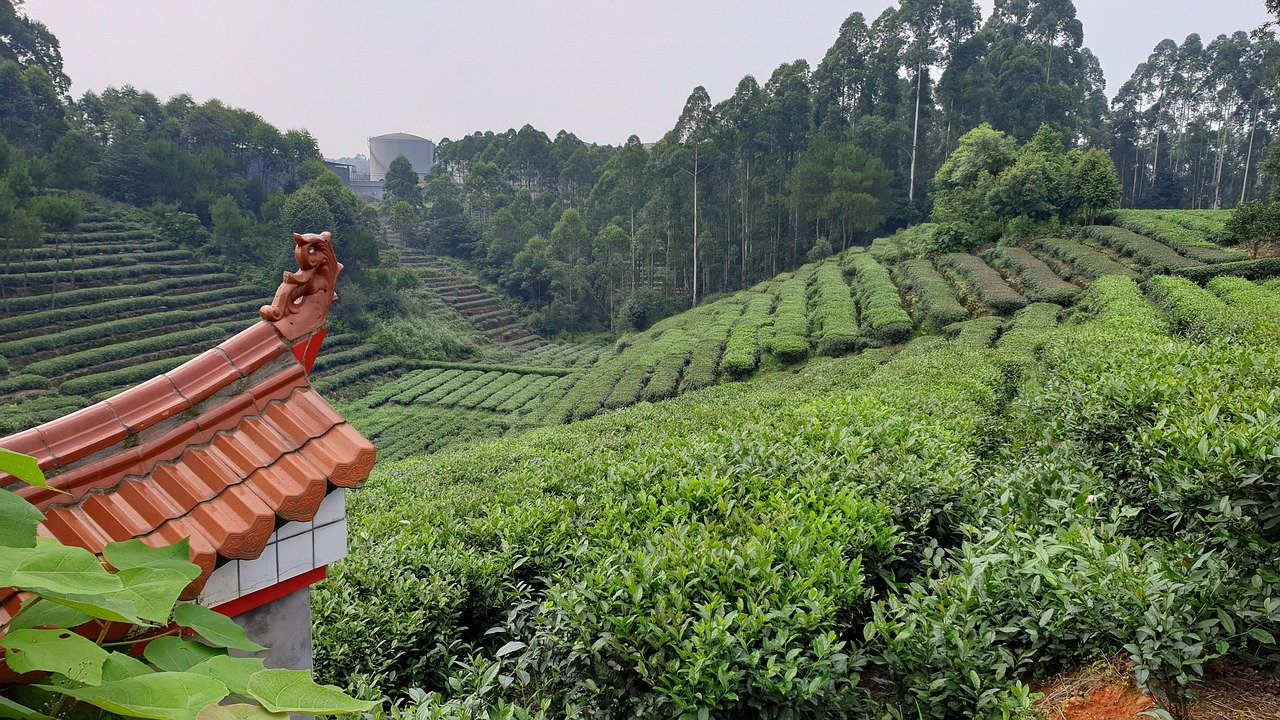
[23,1,1273,158]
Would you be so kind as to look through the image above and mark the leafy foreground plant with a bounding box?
[0,449,374,719]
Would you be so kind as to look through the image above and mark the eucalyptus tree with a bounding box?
[670,86,718,305]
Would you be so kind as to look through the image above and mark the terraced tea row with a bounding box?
[403,250,543,349]
[0,206,265,430]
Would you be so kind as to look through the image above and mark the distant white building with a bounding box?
[368,133,436,182]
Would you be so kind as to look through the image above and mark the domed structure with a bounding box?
[368,132,436,182]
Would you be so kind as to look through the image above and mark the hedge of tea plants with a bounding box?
[318,272,1280,718]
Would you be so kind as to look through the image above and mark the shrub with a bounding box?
[1075,276,1169,336]
[896,258,968,329]
[844,251,913,342]
[1084,226,1201,272]
[809,263,862,356]
[938,253,1028,315]
[763,271,812,362]
[1145,275,1248,340]
[678,302,743,392]
[948,316,1004,350]
[719,290,775,378]
[989,246,1080,304]
[1039,238,1136,279]
[1172,256,1280,283]
[994,302,1061,355]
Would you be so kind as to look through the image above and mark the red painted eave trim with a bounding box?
[212,566,327,618]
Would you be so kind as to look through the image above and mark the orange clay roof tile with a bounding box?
[218,322,286,376]
[243,453,328,522]
[167,351,242,407]
[40,403,128,468]
[106,375,190,435]
[0,427,56,477]
[189,483,277,561]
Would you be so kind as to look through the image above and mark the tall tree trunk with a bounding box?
[1212,106,1229,209]
[629,206,636,293]
[908,62,923,203]
[692,145,700,307]
[1240,110,1258,205]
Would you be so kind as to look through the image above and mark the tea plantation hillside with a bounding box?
[316,270,1280,718]
[0,202,265,432]
[526,212,1258,424]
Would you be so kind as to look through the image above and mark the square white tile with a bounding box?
[238,545,278,593]
[314,489,346,526]
[313,519,347,566]
[198,561,240,607]
[277,531,315,581]
[276,519,312,539]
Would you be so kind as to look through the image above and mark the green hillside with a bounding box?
[315,267,1280,717]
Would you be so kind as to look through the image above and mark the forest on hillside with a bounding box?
[374,0,1280,335]
[2,0,1279,339]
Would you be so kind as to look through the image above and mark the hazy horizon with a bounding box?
[24,1,1273,158]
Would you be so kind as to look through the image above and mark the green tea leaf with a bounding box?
[104,539,201,581]
[0,448,52,489]
[0,628,110,685]
[143,637,223,672]
[187,654,265,696]
[246,668,376,714]
[174,604,265,652]
[44,672,228,720]
[1248,628,1276,644]
[0,489,42,549]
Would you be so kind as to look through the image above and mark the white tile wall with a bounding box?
[276,519,312,539]
[314,489,345,526]
[313,518,347,567]
[199,561,240,606]
[238,547,278,594]
[198,489,350,608]
[277,531,314,581]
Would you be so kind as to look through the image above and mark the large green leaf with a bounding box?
[36,588,143,625]
[143,637,223,672]
[102,651,153,682]
[43,672,228,720]
[245,669,376,714]
[0,448,52,488]
[0,628,110,685]
[174,604,265,652]
[187,654,264,696]
[113,567,193,624]
[104,539,201,581]
[6,598,93,631]
[196,705,286,720]
[0,488,42,548]
[0,539,122,596]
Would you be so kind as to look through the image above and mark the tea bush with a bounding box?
[896,258,968,329]
[989,246,1080,304]
[1040,238,1136,279]
[1085,226,1201,272]
[844,251,913,343]
[939,253,1028,314]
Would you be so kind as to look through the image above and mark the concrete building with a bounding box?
[368,132,436,182]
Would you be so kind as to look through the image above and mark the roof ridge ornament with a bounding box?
[259,231,343,341]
